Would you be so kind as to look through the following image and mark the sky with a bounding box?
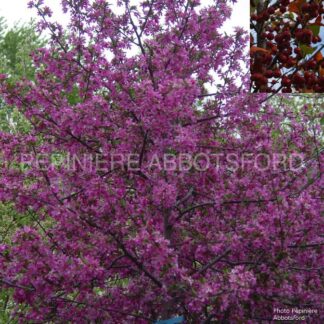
[0,0,249,31]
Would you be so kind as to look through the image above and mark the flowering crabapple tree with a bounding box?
[0,0,323,323]
[250,0,324,93]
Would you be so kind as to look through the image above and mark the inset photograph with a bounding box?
[250,0,324,93]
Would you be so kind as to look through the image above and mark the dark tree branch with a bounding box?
[195,248,232,275]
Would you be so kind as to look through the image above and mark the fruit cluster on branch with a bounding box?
[251,0,324,93]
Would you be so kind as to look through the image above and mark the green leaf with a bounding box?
[320,117,324,126]
[307,25,320,37]
[129,88,136,100]
[300,44,315,57]
[271,129,281,139]
[66,86,82,105]
[284,12,295,20]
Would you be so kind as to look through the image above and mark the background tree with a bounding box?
[0,19,44,133]
[0,0,323,323]
[251,0,324,93]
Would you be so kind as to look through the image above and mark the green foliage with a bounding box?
[0,203,31,323]
[0,203,30,244]
[0,19,45,134]
[306,25,320,38]
[66,86,83,105]
[0,19,44,80]
[0,104,31,134]
[300,44,315,57]
[0,287,16,323]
